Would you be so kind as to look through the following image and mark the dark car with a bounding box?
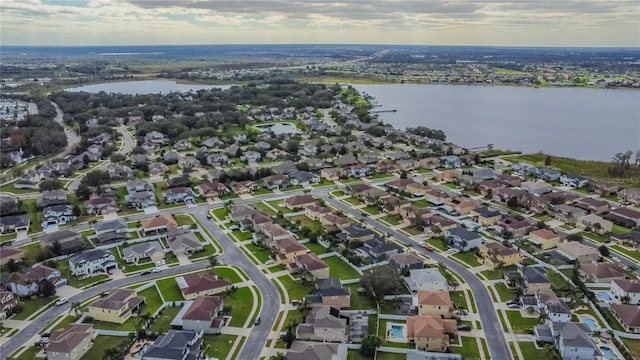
[140,271,151,275]
[457,325,471,331]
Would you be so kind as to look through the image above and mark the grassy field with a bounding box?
[452,251,482,267]
[450,290,469,310]
[290,215,323,233]
[505,310,539,334]
[429,237,448,251]
[518,342,545,359]
[188,244,217,260]
[156,278,185,302]
[402,225,422,235]
[215,267,246,283]
[611,245,640,261]
[225,287,255,327]
[343,197,363,206]
[244,243,272,263]
[8,346,40,360]
[267,199,294,213]
[450,336,483,359]
[173,214,195,226]
[254,202,277,216]
[304,242,330,255]
[331,190,345,197]
[231,229,253,241]
[547,270,570,289]
[324,255,360,280]
[276,275,314,302]
[344,283,376,310]
[203,334,237,360]
[621,337,640,360]
[362,206,381,215]
[149,306,181,333]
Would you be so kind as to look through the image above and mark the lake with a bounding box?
[355,84,639,161]
[66,80,231,94]
[254,123,300,135]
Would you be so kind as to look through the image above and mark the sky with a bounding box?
[1,0,639,47]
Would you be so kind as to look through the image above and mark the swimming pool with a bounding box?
[597,291,612,301]
[390,324,405,341]
[600,346,618,360]
[580,315,598,330]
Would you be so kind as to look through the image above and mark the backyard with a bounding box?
[138,286,163,316]
[80,336,123,360]
[203,334,238,360]
[149,306,182,333]
[304,242,330,255]
[324,255,361,280]
[505,310,539,334]
[275,275,314,302]
[156,278,185,301]
[224,286,256,327]
[290,215,323,233]
[450,336,483,360]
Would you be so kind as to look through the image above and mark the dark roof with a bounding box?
[144,330,203,360]
[473,206,501,218]
[94,218,127,233]
[0,214,29,228]
[446,227,481,241]
[69,249,112,264]
[40,229,80,244]
[521,266,549,284]
[316,278,350,297]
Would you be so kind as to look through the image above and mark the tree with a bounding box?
[270,353,286,360]
[566,233,583,242]
[621,294,631,304]
[544,155,552,166]
[282,322,297,348]
[39,179,63,191]
[110,153,126,163]
[507,196,519,208]
[360,265,402,303]
[208,255,218,270]
[72,204,82,217]
[598,245,610,258]
[360,334,381,355]
[138,313,153,329]
[6,259,20,273]
[39,278,57,297]
[542,344,561,360]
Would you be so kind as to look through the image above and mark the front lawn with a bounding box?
[367,173,394,180]
[254,202,277,216]
[188,244,217,260]
[323,255,360,280]
[343,197,363,206]
[494,284,516,302]
[244,243,272,263]
[80,336,124,360]
[450,336,482,360]
[312,178,334,187]
[267,200,294,213]
[611,245,640,261]
[331,190,345,197]
[69,274,110,288]
[138,286,163,316]
[156,278,185,302]
[8,346,39,360]
[452,251,482,267]
[381,214,403,225]
[224,286,255,327]
[252,187,273,196]
[149,306,181,333]
[412,199,430,208]
[428,237,448,251]
[517,342,544,360]
[402,225,422,235]
[505,310,539,334]
[231,230,253,241]
[215,267,246,283]
[275,275,314,302]
[212,208,228,221]
[362,206,381,215]
[480,266,516,280]
[304,242,330,255]
[450,290,469,310]
[86,316,139,331]
[203,334,238,360]
[12,296,58,320]
[173,214,195,226]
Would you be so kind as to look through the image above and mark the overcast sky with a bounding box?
[1,0,639,47]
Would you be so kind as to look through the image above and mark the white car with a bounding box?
[151,268,162,273]
[418,241,426,247]
[55,297,69,306]
[265,259,275,265]
[611,256,621,263]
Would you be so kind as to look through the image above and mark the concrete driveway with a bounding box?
[55,285,83,299]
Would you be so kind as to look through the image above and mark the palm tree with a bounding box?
[69,302,83,316]
[223,199,234,212]
[542,344,561,360]
[538,312,549,324]
[137,313,153,329]
[208,255,218,270]
[621,294,631,304]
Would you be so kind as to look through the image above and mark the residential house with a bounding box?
[437,170,460,183]
[619,188,640,206]
[0,247,23,266]
[390,252,424,273]
[521,290,571,323]
[145,131,169,145]
[39,229,83,250]
[272,161,298,174]
[298,143,318,157]
[163,150,180,164]
[130,153,150,167]
[36,190,68,208]
[607,207,640,228]
[611,279,640,305]
[0,291,19,319]
[201,137,224,148]
[521,181,553,196]
[266,148,289,161]
[444,227,483,251]
[592,182,619,197]
[45,324,94,360]
[575,214,613,234]
[83,196,117,215]
[343,183,372,196]
[534,322,601,360]
[536,168,561,181]
[439,156,461,168]
[445,197,478,215]
[579,263,625,283]
[141,214,178,233]
[285,341,344,360]
[407,314,457,352]
[471,168,496,180]
[404,268,448,293]
[558,241,600,264]
[229,181,259,195]
[284,195,316,210]
[228,204,259,222]
[198,182,229,200]
[611,231,640,249]
[162,187,195,204]
[167,228,203,256]
[319,213,351,232]
[274,237,308,264]
[177,270,232,300]
[305,204,332,221]
[517,266,551,295]
[480,242,523,269]
[333,154,358,167]
[263,174,289,190]
[308,278,351,309]
[610,304,640,333]
[148,162,169,176]
[124,179,156,209]
[362,238,403,262]
[406,182,431,197]
[560,174,589,188]
[511,162,538,176]
[289,171,321,186]
[469,206,502,226]
[496,173,522,187]
[400,206,433,227]
[107,163,133,179]
[575,197,610,215]
[94,218,128,244]
[14,172,43,189]
[528,229,562,250]
[262,223,293,243]
[348,164,372,178]
[173,296,225,334]
[206,152,229,167]
[0,195,19,214]
[241,150,262,164]
[424,215,458,238]
[424,188,451,206]
[290,253,329,280]
[416,290,453,318]
[336,225,378,246]
[167,174,192,188]
[9,265,66,296]
[41,205,76,229]
[498,217,532,237]
[122,241,165,264]
[142,330,204,360]
[68,249,117,277]
[296,305,348,343]
[419,157,440,170]
[174,139,192,151]
[179,156,200,171]
[386,178,418,192]
[85,288,145,323]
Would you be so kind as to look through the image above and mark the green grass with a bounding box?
[275,275,314,302]
[428,237,448,251]
[612,224,632,235]
[0,182,39,194]
[225,286,255,327]
[505,310,539,334]
[402,225,422,235]
[215,267,246,283]
[611,245,640,261]
[621,337,640,360]
[377,319,413,348]
[362,206,381,215]
[0,232,17,243]
[347,349,371,360]
[254,202,277,216]
[518,341,547,360]
[304,242,330,255]
[268,264,287,272]
[497,310,508,331]
[450,290,468,310]
[312,178,334,187]
[451,251,482,267]
[381,214,402,225]
[290,215,323,233]
[156,277,185,302]
[367,173,394,180]
[70,274,110,288]
[231,230,253,241]
[48,315,81,332]
[480,266,515,280]
[495,284,516,302]
[323,255,360,280]
[21,198,43,234]
[343,197,363,206]
[267,200,294,213]
[344,283,377,310]
[12,296,58,320]
[450,336,482,359]
[547,270,569,289]
[138,286,163,316]
[244,243,272,263]
[331,190,345,197]
[87,316,139,331]
[600,308,626,332]
[252,187,273,195]
[8,346,40,360]
[412,199,430,208]
[173,214,195,226]
[149,306,181,333]
[83,336,132,360]
[203,334,237,359]
[188,244,217,260]
[212,207,228,221]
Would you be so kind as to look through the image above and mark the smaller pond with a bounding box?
[66,80,231,94]
[254,123,300,135]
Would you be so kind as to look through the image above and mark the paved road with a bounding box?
[317,192,512,360]
[116,126,135,156]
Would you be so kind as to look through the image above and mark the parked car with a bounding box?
[55,297,69,306]
[140,271,151,275]
[151,268,162,273]
[254,317,261,325]
[457,325,471,331]
[507,303,521,309]
[265,259,275,265]
[425,244,434,251]
[229,224,240,230]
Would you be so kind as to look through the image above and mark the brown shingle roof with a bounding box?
[611,304,640,328]
[391,252,423,266]
[179,271,232,296]
[141,214,178,230]
[295,253,328,271]
[181,296,222,321]
[417,290,452,307]
[284,195,315,207]
[46,324,92,353]
[613,279,640,293]
[580,263,625,279]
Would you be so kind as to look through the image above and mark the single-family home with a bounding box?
[469,206,502,226]
[229,180,260,195]
[480,242,523,269]
[610,304,640,333]
[0,291,19,319]
[536,168,561,182]
[579,263,625,283]
[439,156,461,168]
[444,227,483,251]
[39,229,83,250]
[528,229,562,250]
[556,241,600,264]
[42,204,77,229]
[407,314,457,352]
[83,196,118,215]
[307,278,351,309]
[335,225,378,245]
[263,174,289,190]
[143,330,204,360]
[68,249,117,277]
[607,207,640,228]
[319,213,351,232]
[534,322,600,360]
[85,288,145,324]
[575,197,610,215]
[284,195,316,210]
[521,181,553,196]
[288,171,321,186]
[172,296,225,334]
[560,174,589,188]
[619,188,640,206]
[0,246,24,266]
[167,228,203,256]
[198,182,229,200]
[521,290,571,323]
[36,190,68,208]
[404,268,448,293]
[416,290,454,318]
[9,265,66,296]
[122,241,165,264]
[45,324,94,360]
[285,342,343,360]
[274,237,307,264]
[517,266,551,295]
[290,253,329,280]
[611,231,640,249]
[296,305,348,343]
[176,270,233,300]
[141,214,178,233]
[575,214,613,234]
[162,187,195,204]
[305,204,332,221]
[611,279,640,305]
[390,252,424,273]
